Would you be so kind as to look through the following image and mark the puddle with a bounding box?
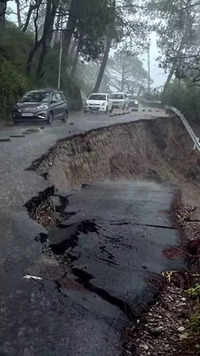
[10,135,25,138]
[23,128,41,135]
[0,138,10,142]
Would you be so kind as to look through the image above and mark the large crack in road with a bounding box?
[0,111,198,355]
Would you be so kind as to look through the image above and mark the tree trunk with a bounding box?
[15,0,22,28]
[63,0,78,56]
[22,3,36,32]
[70,38,81,78]
[36,0,59,79]
[163,63,176,95]
[93,35,112,92]
[70,39,77,58]
[163,36,185,95]
[26,40,41,74]
[26,0,58,77]
[121,62,125,91]
[26,1,41,74]
[0,0,7,26]
[36,43,48,80]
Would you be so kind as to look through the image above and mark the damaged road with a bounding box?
[0,110,185,355]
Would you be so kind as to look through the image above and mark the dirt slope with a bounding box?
[29,117,200,198]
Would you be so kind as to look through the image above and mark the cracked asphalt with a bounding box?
[0,109,183,356]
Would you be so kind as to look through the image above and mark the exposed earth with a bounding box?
[0,109,200,355]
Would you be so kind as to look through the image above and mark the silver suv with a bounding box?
[12,89,69,125]
[110,92,129,111]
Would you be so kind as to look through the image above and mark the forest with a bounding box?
[1,0,200,122]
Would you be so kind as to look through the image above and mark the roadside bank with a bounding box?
[122,191,200,356]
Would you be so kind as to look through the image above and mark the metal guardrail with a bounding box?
[166,106,200,152]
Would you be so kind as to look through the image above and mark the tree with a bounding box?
[62,0,115,59]
[93,35,113,92]
[106,49,148,93]
[93,0,149,92]
[0,0,7,25]
[60,0,116,84]
[26,0,60,78]
[146,0,200,92]
[36,0,59,78]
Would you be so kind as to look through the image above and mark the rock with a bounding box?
[124,351,132,356]
[178,326,185,332]
[148,326,163,336]
[179,333,189,340]
[140,343,149,351]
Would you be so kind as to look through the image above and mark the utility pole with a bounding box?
[147,41,151,94]
[58,18,63,90]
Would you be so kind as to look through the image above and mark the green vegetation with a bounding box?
[189,309,200,333]
[0,1,148,121]
[186,284,200,341]
[146,0,200,124]
[162,80,200,123]
[0,58,29,118]
[1,1,200,124]
[0,24,31,119]
[187,284,200,298]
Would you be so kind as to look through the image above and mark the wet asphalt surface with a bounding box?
[0,110,183,356]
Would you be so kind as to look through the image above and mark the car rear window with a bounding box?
[89,94,106,100]
[110,94,124,99]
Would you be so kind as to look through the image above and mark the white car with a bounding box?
[110,92,129,111]
[85,93,113,113]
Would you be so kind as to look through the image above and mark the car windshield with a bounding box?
[110,94,123,99]
[22,91,51,103]
[89,94,106,100]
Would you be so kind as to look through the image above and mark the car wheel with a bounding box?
[62,111,68,123]
[48,112,54,125]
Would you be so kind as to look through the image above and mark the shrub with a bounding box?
[0,58,30,119]
[162,80,200,124]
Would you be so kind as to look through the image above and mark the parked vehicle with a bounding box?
[110,92,129,111]
[127,95,138,111]
[84,93,113,113]
[12,89,69,125]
